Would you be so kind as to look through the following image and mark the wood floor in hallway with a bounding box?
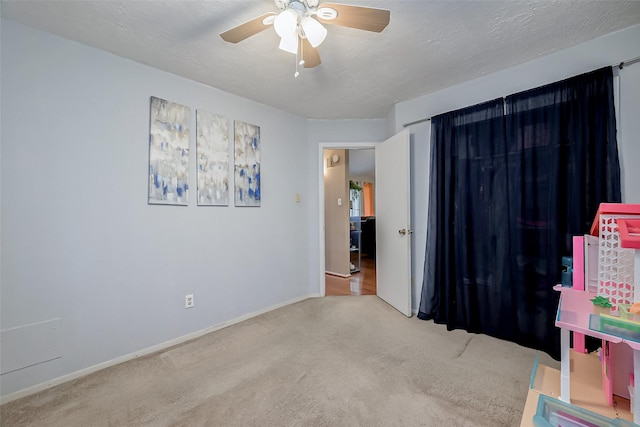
[325,257,376,296]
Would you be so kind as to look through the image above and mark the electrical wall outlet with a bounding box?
[185,294,194,308]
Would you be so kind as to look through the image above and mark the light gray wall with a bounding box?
[618,58,640,203]
[0,19,310,397]
[0,9,3,332]
[392,23,640,313]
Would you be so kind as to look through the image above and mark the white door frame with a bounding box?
[318,142,377,297]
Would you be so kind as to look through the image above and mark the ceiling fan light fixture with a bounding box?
[274,8,299,38]
[262,15,276,26]
[301,16,327,48]
[279,33,299,54]
[316,7,337,20]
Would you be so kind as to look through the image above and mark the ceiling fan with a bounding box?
[220,0,390,72]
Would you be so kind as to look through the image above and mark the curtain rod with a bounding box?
[402,117,430,128]
[402,55,640,128]
[617,55,640,69]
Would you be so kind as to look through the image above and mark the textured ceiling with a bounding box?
[3,1,640,119]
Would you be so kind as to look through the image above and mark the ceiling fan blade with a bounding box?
[302,38,321,68]
[220,12,276,43]
[317,3,390,32]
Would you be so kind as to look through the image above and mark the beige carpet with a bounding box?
[1,296,558,426]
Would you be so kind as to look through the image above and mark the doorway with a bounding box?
[318,130,412,315]
[320,144,377,296]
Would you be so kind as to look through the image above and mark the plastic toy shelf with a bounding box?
[618,219,640,250]
[533,394,635,426]
[555,286,640,350]
[589,203,640,236]
[555,285,640,423]
[520,352,634,426]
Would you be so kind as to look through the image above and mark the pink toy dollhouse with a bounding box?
[555,203,640,423]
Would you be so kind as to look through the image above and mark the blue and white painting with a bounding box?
[148,96,190,205]
[234,120,261,207]
[196,110,229,206]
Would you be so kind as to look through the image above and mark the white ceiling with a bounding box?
[3,1,640,120]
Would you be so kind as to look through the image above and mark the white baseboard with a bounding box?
[325,271,350,278]
[0,294,314,404]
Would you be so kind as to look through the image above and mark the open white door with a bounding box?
[375,129,412,316]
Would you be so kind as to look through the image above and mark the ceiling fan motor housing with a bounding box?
[275,0,320,12]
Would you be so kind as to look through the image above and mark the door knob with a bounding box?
[398,229,406,235]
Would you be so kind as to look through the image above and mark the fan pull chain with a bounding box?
[294,37,304,78]
[294,54,300,78]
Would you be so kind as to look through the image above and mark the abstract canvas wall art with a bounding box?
[196,110,230,206]
[148,96,190,205]
[234,120,261,207]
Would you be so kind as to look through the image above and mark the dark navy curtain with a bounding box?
[418,67,620,358]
